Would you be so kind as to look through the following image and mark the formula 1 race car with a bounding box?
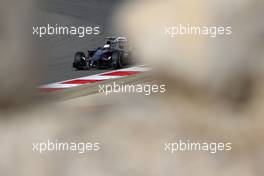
[73,37,134,70]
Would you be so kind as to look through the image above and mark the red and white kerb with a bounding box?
[38,66,150,92]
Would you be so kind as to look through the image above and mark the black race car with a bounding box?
[73,37,134,70]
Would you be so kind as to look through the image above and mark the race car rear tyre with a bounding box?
[73,52,87,70]
[111,52,124,69]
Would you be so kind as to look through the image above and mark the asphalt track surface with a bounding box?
[37,0,127,84]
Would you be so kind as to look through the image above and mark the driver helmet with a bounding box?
[103,44,110,49]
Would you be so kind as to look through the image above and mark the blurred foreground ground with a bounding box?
[0,0,264,176]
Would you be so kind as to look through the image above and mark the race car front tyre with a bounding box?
[73,52,87,70]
